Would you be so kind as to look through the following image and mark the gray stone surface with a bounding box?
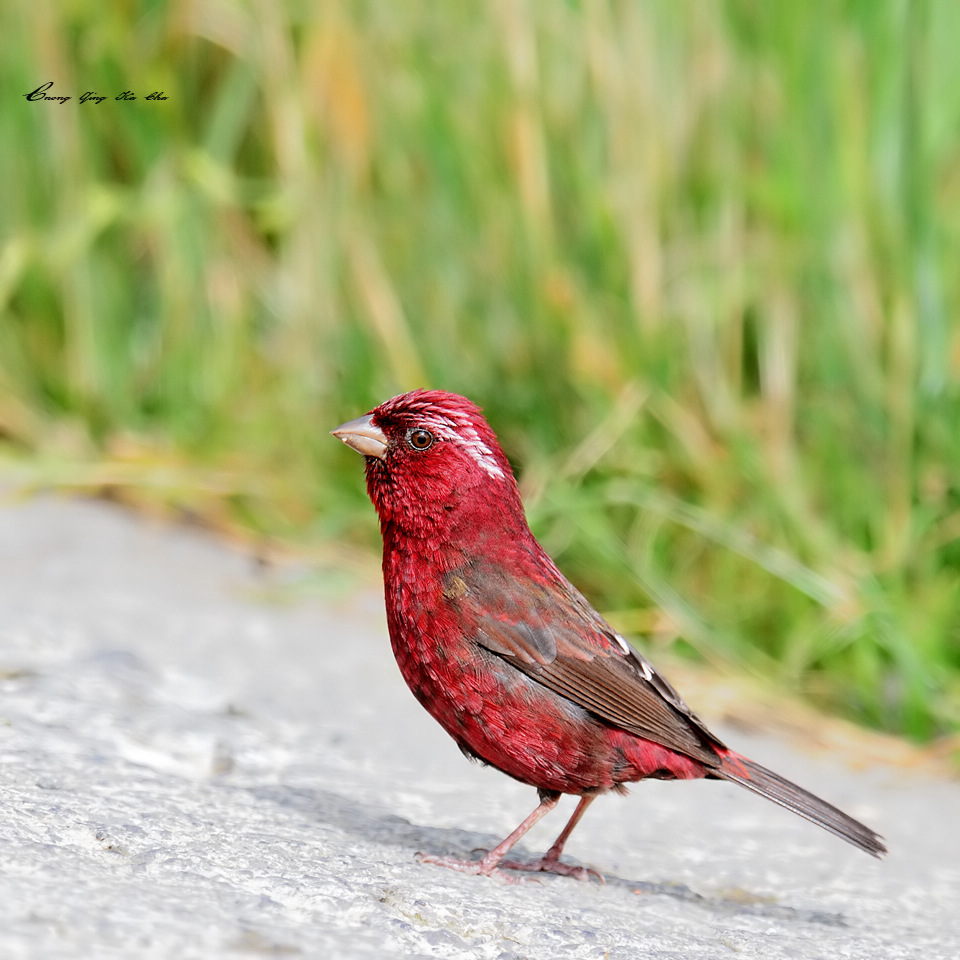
[0,495,957,959]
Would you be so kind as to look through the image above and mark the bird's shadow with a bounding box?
[250,784,847,928]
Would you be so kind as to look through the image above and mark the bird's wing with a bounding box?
[443,560,724,766]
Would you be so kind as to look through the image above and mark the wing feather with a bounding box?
[443,562,724,766]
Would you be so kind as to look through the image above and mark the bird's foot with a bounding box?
[415,852,538,884]
[499,856,605,883]
[416,849,603,883]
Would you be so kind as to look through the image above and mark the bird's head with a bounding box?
[332,389,525,541]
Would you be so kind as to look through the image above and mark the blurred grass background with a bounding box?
[1,0,958,747]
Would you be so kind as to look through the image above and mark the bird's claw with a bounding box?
[415,852,541,884]
[416,850,603,884]
[499,857,605,883]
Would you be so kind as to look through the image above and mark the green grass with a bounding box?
[1,1,959,745]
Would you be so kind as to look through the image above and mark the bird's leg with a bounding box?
[499,794,603,881]
[417,790,561,882]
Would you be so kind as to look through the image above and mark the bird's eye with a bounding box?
[407,428,435,451]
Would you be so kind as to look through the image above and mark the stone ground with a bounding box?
[0,495,957,960]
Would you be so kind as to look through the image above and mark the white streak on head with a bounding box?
[425,413,506,480]
[374,390,510,481]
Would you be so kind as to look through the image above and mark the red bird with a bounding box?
[333,390,885,880]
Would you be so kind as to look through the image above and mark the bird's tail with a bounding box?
[716,752,886,858]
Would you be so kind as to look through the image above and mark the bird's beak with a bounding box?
[331,414,388,460]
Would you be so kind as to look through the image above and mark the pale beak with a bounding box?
[331,414,388,459]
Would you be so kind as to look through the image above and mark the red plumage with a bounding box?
[332,389,885,880]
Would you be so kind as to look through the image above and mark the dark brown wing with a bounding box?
[443,560,725,767]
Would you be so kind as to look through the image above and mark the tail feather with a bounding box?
[718,754,886,858]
